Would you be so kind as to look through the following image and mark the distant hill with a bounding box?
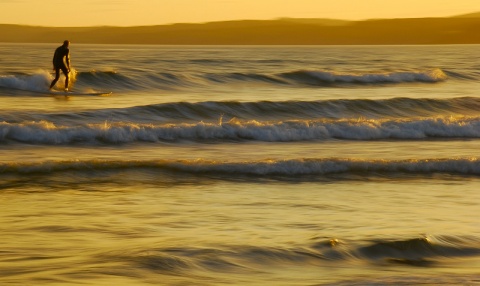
[277,18,351,26]
[1,16,480,45]
[452,12,480,18]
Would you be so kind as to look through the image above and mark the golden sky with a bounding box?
[1,0,480,27]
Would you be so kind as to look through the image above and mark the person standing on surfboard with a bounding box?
[49,40,71,91]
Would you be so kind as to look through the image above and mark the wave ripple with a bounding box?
[1,158,479,178]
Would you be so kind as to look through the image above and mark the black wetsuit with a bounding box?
[49,45,70,89]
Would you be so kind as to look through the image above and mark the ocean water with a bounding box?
[1,43,479,285]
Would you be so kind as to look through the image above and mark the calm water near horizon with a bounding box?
[0,43,479,285]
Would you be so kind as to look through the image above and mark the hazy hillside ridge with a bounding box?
[1,12,480,44]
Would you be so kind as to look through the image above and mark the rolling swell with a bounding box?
[1,158,479,178]
[134,97,480,120]
[278,68,447,85]
[0,68,451,94]
[2,97,479,124]
[57,68,453,90]
[94,235,480,274]
[202,68,448,87]
[356,236,480,264]
[76,70,139,90]
[1,116,480,144]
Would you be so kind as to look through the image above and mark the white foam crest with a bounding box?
[1,116,479,144]
[305,68,447,83]
[0,70,53,92]
[0,69,79,92]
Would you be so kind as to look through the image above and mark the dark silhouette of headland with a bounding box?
[1,12,480,45]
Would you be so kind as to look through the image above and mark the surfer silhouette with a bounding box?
[49,40,71,91]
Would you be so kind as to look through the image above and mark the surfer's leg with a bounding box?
[50,68,60,89]
[61,66,69,90]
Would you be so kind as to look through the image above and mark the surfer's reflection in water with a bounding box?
[49,40,71,91]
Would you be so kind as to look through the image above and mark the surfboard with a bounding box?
[2,85,112,96]
[50,90,112,96]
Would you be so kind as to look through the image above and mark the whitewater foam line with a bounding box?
[0,71,52,92]
[1,116,480,144]
[0,69,80,93]
[1,158,479,176]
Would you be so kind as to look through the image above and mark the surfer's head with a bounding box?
[63,40,70,47]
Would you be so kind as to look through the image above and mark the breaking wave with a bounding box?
[0,68,450,94]
[0,70,53,92]
[198,68,448,87]
[278,68,447,85]
[1,116,480,144]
